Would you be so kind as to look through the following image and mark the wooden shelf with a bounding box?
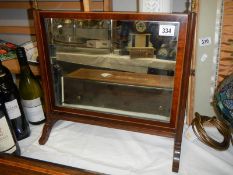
[0,26,35,35]
[0,1,112,35]
[0,1,107,11]
[0,1,82,10]
[2,59,40,76]
[0,154,99,175]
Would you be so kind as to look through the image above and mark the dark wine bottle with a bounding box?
[0,60,14,82]
[16,47,45,125]
[0,62,30,141]
[0,100,21,156]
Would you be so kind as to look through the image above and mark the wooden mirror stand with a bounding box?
[33,10,196,172]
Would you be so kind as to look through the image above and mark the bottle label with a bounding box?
[21,98,45,123]
[4,99,21,120]
[0,117,16,153]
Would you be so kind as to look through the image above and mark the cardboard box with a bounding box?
[86,40,110,48]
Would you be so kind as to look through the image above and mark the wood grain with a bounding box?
[67,68,174,89]
[104,0,113,11]
[0,1,107,11]
[0,26,35,35]
[186,0,199,125]
[218,0,233,83]
[172,12,197,172]
[2,59,40,76]
[0,2,82,10]
[83,0,91,12]
[0,154,101,175]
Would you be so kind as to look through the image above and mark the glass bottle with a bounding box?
[16,47,45,125]
[0,100,21,156]
[0,63,30,141]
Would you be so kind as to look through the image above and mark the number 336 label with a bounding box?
[159,25,175,36]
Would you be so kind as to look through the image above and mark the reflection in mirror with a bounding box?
[45,18,180,122]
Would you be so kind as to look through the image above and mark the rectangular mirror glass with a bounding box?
[44,17,180,122]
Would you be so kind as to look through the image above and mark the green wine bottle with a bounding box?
[16,47,45,125]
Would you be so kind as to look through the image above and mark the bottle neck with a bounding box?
[16,47,32,76]
[0,60,14,81]
[0,62,15,91]
[19,63,31,76]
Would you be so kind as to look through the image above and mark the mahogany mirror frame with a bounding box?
[33,9,196,172]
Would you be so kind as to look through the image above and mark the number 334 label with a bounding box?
[159,25,175,36]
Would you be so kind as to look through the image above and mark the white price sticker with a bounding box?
[199,37,211,47]
[200,54,208,62]
[159,25,175,36]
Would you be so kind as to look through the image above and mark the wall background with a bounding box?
[193,0,223,117]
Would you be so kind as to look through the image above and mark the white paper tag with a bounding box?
[5,99,21,120]
[101,73,112,78]
[200,54,208,62]
[159,25,175,36]
[199,37,211,47]
[0,117,16,153]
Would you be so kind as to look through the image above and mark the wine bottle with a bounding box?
[0,65,30,141]
[0,61,14,82]
[0,100,21,156]
[16,47,45,125]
